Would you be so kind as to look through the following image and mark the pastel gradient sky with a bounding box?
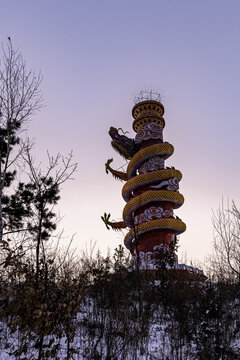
[1,0,240,264]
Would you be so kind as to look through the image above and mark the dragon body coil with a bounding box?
[103,99,186,270]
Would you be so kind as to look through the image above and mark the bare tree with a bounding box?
[0,39,43,240]
[211,200,240,282]
[18,145,77,278]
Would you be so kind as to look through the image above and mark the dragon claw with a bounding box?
[105,158,113,174]
[101,212,111,230]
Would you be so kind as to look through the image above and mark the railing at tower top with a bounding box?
[134,90,162,104]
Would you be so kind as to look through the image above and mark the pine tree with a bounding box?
[0,39,43,240]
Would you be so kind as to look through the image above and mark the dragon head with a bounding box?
[108,127,138,160]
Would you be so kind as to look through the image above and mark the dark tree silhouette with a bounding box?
[0,40,43,240]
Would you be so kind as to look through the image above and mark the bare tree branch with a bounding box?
[211,199,240,282]
[0,40,43,240]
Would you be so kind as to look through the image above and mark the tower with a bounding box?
[102,93,187,270]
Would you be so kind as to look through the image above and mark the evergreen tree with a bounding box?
[0,39,43,240]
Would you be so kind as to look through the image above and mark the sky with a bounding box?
[1,0,240,265]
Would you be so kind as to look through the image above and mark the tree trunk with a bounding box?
[36,211,43,279]
[0,187,3,241]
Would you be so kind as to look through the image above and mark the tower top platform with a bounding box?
[132,100,165,132]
